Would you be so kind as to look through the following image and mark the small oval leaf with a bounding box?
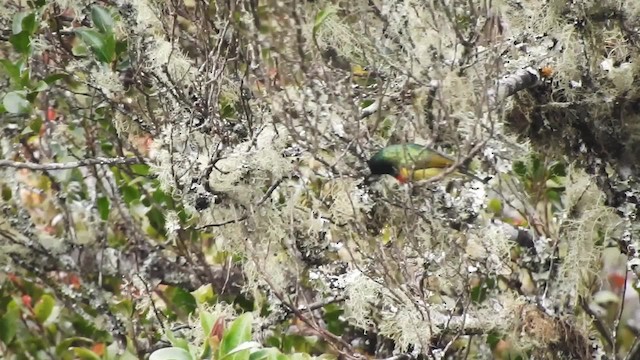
[3,91,31,114]
[219,313,253,358]
[34,294,55,324]
[149,347,193,360]
[91,6,114,34]
[75,28,115,63]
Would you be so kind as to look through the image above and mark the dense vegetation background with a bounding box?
[2,0,640,359]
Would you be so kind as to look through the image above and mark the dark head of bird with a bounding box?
[367,157,398,177]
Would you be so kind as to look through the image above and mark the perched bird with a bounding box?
[367,143,487,184]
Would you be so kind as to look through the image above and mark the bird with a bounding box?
[367,143,488,184]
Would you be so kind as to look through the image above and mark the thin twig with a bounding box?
[578,296,614,349]
[261,277,358,358]
[613,269,630,356]
[0,157,144,170]
[625,334,640,360]
[297,295,346,312]
[198,177,285,229]
[377,355,412,360]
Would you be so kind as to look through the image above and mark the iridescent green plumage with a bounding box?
[368,143,483,183]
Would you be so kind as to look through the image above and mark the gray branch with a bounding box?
[0,157,145,171]
[490,66,543,104]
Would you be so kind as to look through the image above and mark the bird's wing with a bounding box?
[402,144,455,169]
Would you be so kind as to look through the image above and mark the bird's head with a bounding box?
[368,157,396,176]
[367,158,409,183]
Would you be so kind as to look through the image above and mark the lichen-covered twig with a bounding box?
[361,66,545,120]
[0,156,144,170]
[489,67,544,105]
[198,177,285,229]
[578,296,614,349]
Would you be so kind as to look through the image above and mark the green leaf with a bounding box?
[101,141,114,154]
[167,335,191,352]
[26,90,39,102]
[323,304,346,336]
[72,40,89,57]
[91,6,114,34]
[9,12,37,54]
[146,207,166,233]
[34,294,55,324]
[220,103,236,118]
[282,334,314,353]
[548,161,566,177]
[29,116,43,133]
[75,28,115,63]
[9,32,32,54]
[486,331,503,349]
[546,189,563,209]
[166,286,197,316]
[529,154,543,179]
[0,59,22,82]
[545,176,565,189]
[0,305,19,344]
[97,196,110,220]
[44,73,67,85]
[1,185,12,201]
[223,342,261,360]
[219,313,253,359]
[264,337,280,349]
[191,284,215,305]
[121,185,140,203]
[3,91,31,114]
[32,80,48,92]
[471,283,487,303]
[21,126,34,135]
[200,310,216,338]
[487,198,503,214]
[71,347,103,360]
[76,28,104,46]
[149,347,193,360]
[131,164,150,176]
[20,67,31,86]
[21,12,38,35]
[115,39,128,57]
[101,33,117,63]
[360,99,375,108]
[56,337,94,356]
[152,189,169,203]
[12,12,37,35]
[512,161,526,178]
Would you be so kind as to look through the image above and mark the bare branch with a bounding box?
[0,157,145,171]
[579,296,614,349]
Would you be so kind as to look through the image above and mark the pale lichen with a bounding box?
[90,66,125,98]
[555,167,620,301]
